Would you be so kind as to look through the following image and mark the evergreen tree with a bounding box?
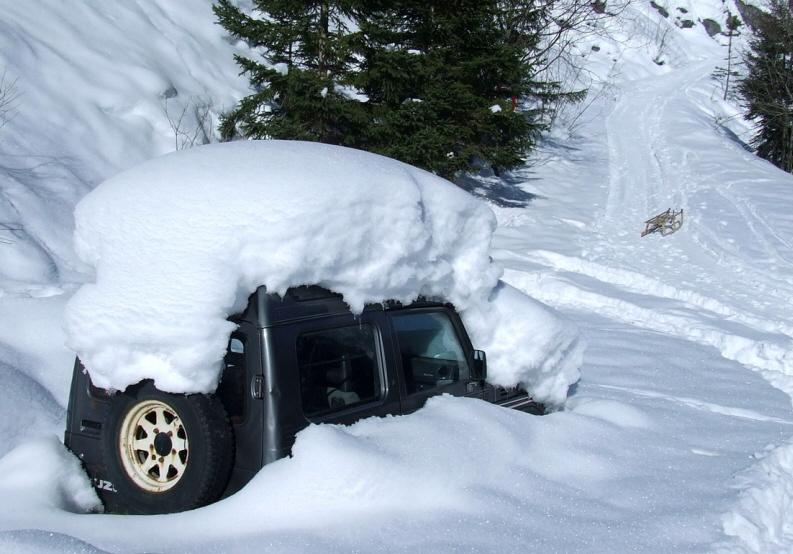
[215,0,560,180]
[724,12,743,101]
[738,0,793,173]
[213,0,365,145]
[354,0,544,178]
[713,11,743,101]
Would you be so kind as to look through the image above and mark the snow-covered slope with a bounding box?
[2,0,793,552]
[0,0,250,291]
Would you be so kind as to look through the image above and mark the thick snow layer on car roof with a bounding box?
[64,140,583,403]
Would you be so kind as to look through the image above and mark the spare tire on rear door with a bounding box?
[100,381,234,514]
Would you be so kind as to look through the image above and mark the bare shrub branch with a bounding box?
[0,68,21,131]
[163,97,214,150]
[498,0,634,130]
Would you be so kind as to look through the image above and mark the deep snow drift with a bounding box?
[64,140,583,402]
[3,0,793,553]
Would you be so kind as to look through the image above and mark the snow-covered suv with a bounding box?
[61,140,582,515]
[64,285,543,515]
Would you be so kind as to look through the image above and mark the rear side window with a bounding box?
[296,324,382,418]
[392,311,470,394]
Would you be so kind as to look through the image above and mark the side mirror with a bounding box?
[471,350,487,381]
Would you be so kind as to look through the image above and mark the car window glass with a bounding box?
[229,337,244,353]
[392,311,470,394]
[296,324,381,418]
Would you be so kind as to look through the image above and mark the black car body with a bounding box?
[64,286,542,514]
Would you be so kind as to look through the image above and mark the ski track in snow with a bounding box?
[589,383,793,425]
[497,60,793,553]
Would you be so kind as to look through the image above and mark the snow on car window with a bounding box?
[64,140,583,404]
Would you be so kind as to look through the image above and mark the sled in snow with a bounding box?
[641,208,684,237]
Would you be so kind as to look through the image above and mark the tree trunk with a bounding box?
[319,2,329,74]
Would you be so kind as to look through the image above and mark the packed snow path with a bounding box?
[494,60,793,553]
[499,61,793,389]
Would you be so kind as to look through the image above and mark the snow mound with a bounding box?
[64,140,582,403]
[0,436,101,516]
[720,442,793,554]
[204,394,603,529]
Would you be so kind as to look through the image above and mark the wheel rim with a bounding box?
[118,399,189,492]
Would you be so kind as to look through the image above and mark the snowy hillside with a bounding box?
[2,0,793,553]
